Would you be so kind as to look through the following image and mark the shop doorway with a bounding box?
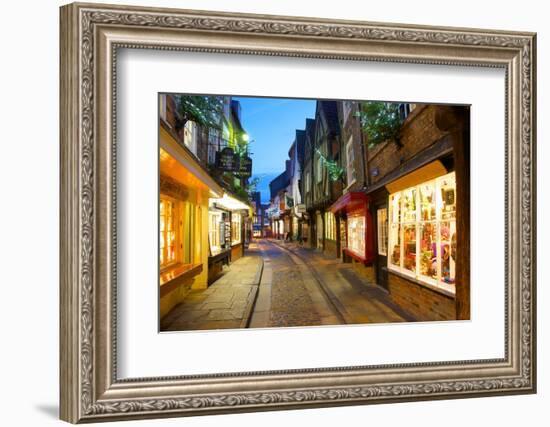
[315,212,323,250]
[374,205,389,290]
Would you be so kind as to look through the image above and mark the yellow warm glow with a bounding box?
[210,193,251,212]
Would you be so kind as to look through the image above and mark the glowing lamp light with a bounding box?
[210,193,251,211]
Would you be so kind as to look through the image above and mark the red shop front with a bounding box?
[329,192,374,264]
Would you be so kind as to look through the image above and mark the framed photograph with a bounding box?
[60,2,537,423]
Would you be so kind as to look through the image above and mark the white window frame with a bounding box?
[377,207,388,256]
[208,210,222,255]
[387,172,457,294]
[347,214,366,257]
[231,213,242,245]
[316,153,323,183]
[183,120,198,155]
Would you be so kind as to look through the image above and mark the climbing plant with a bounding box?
[174,95,225,130]
[357,101,403,146]
[316,149,344,182]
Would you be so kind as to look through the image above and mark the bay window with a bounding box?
[388,172,457,292]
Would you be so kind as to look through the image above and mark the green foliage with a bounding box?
[232,177,260,203]
[357,101,403,146]
[174,95,225,129]
[247,177,260,194]
[234,186,250,202]
[316,149,344,182]
[232,137,250,158]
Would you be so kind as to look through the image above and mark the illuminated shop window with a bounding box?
[347,215,366,257]
[377,208,388,256]
[208,211,222,255]
[324,211,336,241]
[160,197,177,268]
[231,213,242,245]
[160,197,194,271]
[388,172,457,292]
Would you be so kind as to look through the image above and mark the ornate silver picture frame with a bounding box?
[60,2,536,423]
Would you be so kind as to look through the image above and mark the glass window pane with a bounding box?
[403,224,416,273]
[390,193,401,224]
[347,215,365,256]
[439,173,456,220]
[389,223,400,266]
[440,220,456,284]
[402,188,416,222]
[420,182,436,221]
[419,222,437,280]
[377,208,388,256]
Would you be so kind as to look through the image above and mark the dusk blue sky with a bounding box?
[234,96,316,203]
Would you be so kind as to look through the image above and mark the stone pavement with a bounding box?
[270,239,417,325]
[160,244,264,331]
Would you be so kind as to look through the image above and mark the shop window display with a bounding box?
[388,172,457,292]
[347,215,366,257]
[231,213,242,245]
[377,208,388,256]
[324,211,336,241]
[208,211,222,255]
[160,197,177,268]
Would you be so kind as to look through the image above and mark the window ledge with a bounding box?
[344,248,370,264]
[160,264,202,287]
[386,267,456,298]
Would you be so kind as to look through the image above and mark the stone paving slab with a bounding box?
[161,245,264,331]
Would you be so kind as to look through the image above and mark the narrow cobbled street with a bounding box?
[252,239,416,328]
[162,238,416,332]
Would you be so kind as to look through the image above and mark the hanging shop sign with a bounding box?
[237,155,252,178]
[216,147,238,172]
[215,148,253,177]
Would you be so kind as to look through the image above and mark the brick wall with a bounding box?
[387,272,455,321]
[231,244,243,262]
[368,105,446,186]
[351,261,375,283]
[339,101,366,192]
[324,239,338,258]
